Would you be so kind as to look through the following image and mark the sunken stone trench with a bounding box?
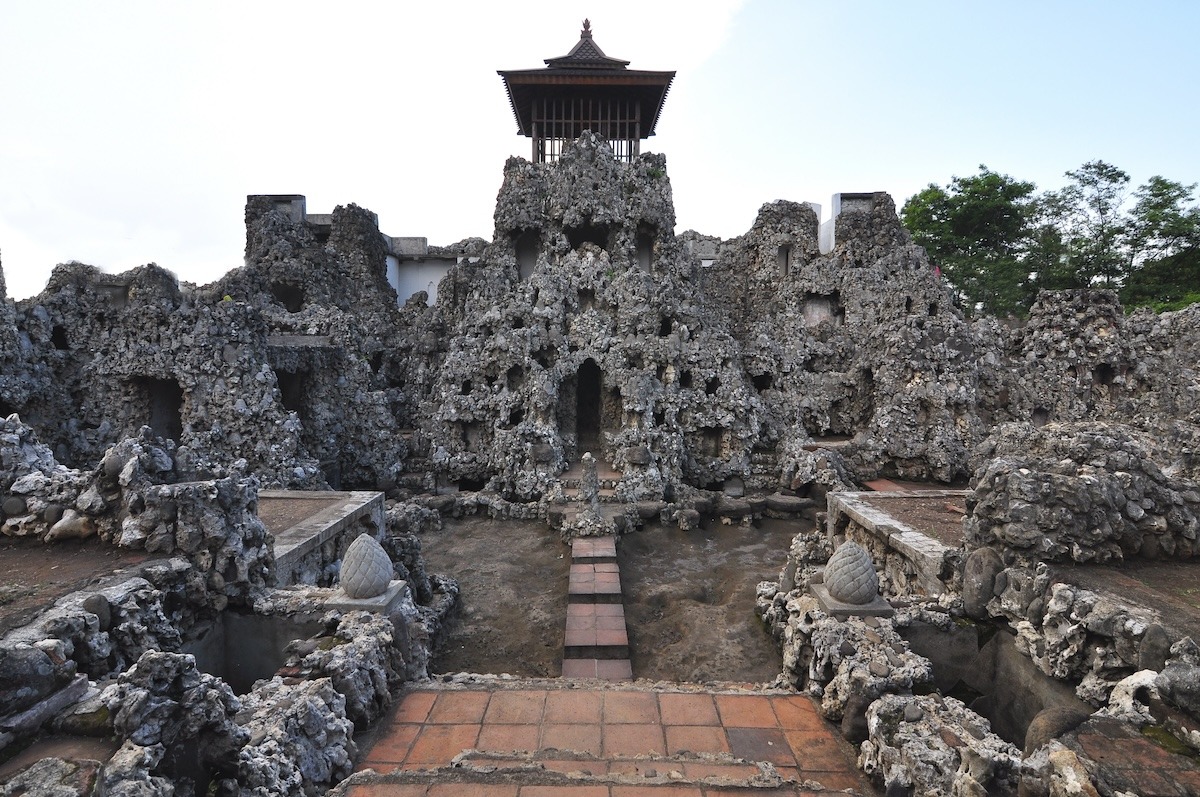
[4,19,1200,797]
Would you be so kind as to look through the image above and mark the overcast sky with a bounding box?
[2,0,1198,300]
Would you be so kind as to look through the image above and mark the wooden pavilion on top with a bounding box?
[498,20,675,163]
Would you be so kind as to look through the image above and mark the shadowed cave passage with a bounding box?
[576,358,602,455]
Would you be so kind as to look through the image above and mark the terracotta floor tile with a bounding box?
[344,785,429,797]
[596,613,627,630]
[659,694,719,726]
[476,722,541,753]
[406,724,482,765]
[594,659,633,680]
[604,691,660,724]
[428,785,519,797]
[803,770,875,791]
[595,627,629,646]
[725,727,795,766]
[541,723,604,755]
[770,695,821,730]
[783,730,855,771]
[545,690,603,723]
[519,786,609,796]
[665,725,730,756]
[681,762,761,781]
[360,723,421,765]
[393,691,438,723]
[562,659,599,678]
[594,603,624,617]
[603,723,666,756]
[714,694,778,728]
[539,759,604,777]
[612,787,703,797]
[428,691,491,724]
[483,690,547,724]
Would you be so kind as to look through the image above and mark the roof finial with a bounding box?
[581,19,592,38]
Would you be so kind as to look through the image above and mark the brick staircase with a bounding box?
[563,537,631,680]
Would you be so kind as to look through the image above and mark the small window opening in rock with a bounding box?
[134,376,184,443]
[658,317,673,337]
[1032,407,1050,427]
[0,400,13,418]
[776,244,792,277]
[656,364,667,381]
[270,283,305,313]
[276,370,307,416]
[512,317,525,329]
[458,476,487,491]
[705,377,721,395]
[576,358,604,453]
[460,380,473,395]
[653,408,665,426]
[533,349,553,369]
[531,288,540,306]
[508,407,525,427]
[369,352,384,373]
[636,226,655,272]
[51,325,70,350]
[1093,363,1116,386]
[680,370,694,389]
[801,291,844,327]
[705,481,724,491]
[515,230,539,280]
[321,459,342,490]
[701,426,723,457]
[461,421,484,452]
[905,297,913,314]
[752,373,773,392]
[565,223,611,250]
[629,353,644,369]
[506,365,524,391]
[928,302,939,316]
[578,288,596,311]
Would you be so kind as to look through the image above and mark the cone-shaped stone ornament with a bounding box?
[340,534,393,598]
[824,540,879,605]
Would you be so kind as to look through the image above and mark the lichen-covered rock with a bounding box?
[823,540,879,604]
[859,693,1021,796]
[966,421,1200,564]
[236,677,356,797]
[102,650,247,794]
[285,612,402,727]
[339,534,392,599]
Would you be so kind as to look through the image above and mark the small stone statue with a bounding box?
[340,534,393,599]
[823,540,879,605]
[580,451,601,513]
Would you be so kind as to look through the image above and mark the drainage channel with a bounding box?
[562,536,632,680]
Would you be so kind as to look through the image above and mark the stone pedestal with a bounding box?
[810,583,894,619]
[324,580,410,616]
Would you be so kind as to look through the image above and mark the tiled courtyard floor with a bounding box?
[343,682,879,796]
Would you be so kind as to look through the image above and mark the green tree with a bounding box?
[1121,176,1200,310]
[1041,160,1131,288]
[900,165,1037,317]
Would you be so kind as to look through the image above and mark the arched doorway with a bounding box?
[576,358,602,455]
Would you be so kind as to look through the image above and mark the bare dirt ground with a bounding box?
[861,495,968,548]
[0,536,159,637]
[418,516,569,678]
[417,514,802,684]
[617,518,801,684]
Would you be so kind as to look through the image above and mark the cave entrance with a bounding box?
[132,376,184,443]
[576,358,602,456]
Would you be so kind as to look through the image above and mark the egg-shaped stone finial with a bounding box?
[824,540,879,605]
[340,534,393,599]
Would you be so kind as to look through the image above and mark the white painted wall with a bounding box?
[386,255,455,306]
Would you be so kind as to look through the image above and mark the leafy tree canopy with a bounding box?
[901,162,1200,316]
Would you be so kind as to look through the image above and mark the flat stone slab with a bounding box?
[324,580,410,615]
[571,537,617,561]
[810,583,894,618]
[263,490,385,585]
